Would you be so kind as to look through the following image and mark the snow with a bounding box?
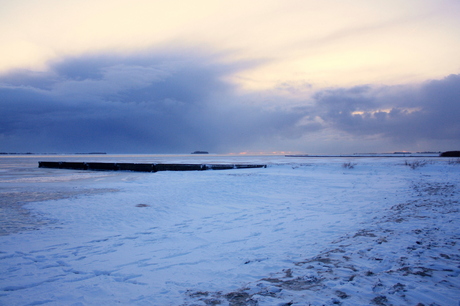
[0,155,459,305]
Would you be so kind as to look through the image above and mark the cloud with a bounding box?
[311,74,460,146]
[0,51,306,153]
[0,49,459,154]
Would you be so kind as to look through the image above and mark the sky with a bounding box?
[1,0,460,154]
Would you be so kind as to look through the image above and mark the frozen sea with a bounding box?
[0,154,459,305]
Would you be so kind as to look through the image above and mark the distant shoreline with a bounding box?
[285,154,441,158]
[0,152,107,155]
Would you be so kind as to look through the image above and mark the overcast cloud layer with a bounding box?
[1,51,459,154]
[1,1,459,154]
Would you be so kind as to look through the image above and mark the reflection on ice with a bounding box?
[0,189,118,235]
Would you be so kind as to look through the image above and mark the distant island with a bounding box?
[191,151,209,154]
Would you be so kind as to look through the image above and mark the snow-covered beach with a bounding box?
[1,155,459,305]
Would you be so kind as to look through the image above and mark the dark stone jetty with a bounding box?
[38,161,266,172]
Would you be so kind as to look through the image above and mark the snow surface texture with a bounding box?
[0,155,459,305]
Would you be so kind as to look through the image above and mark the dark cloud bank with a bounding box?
[1,51,459,154]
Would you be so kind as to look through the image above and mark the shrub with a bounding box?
[404,160,428,169]
[342,162,357,169]
[447,158,460,165]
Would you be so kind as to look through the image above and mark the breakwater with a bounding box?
[38,161,266,172]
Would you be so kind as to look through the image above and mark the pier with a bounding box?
[38,161,266,172]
